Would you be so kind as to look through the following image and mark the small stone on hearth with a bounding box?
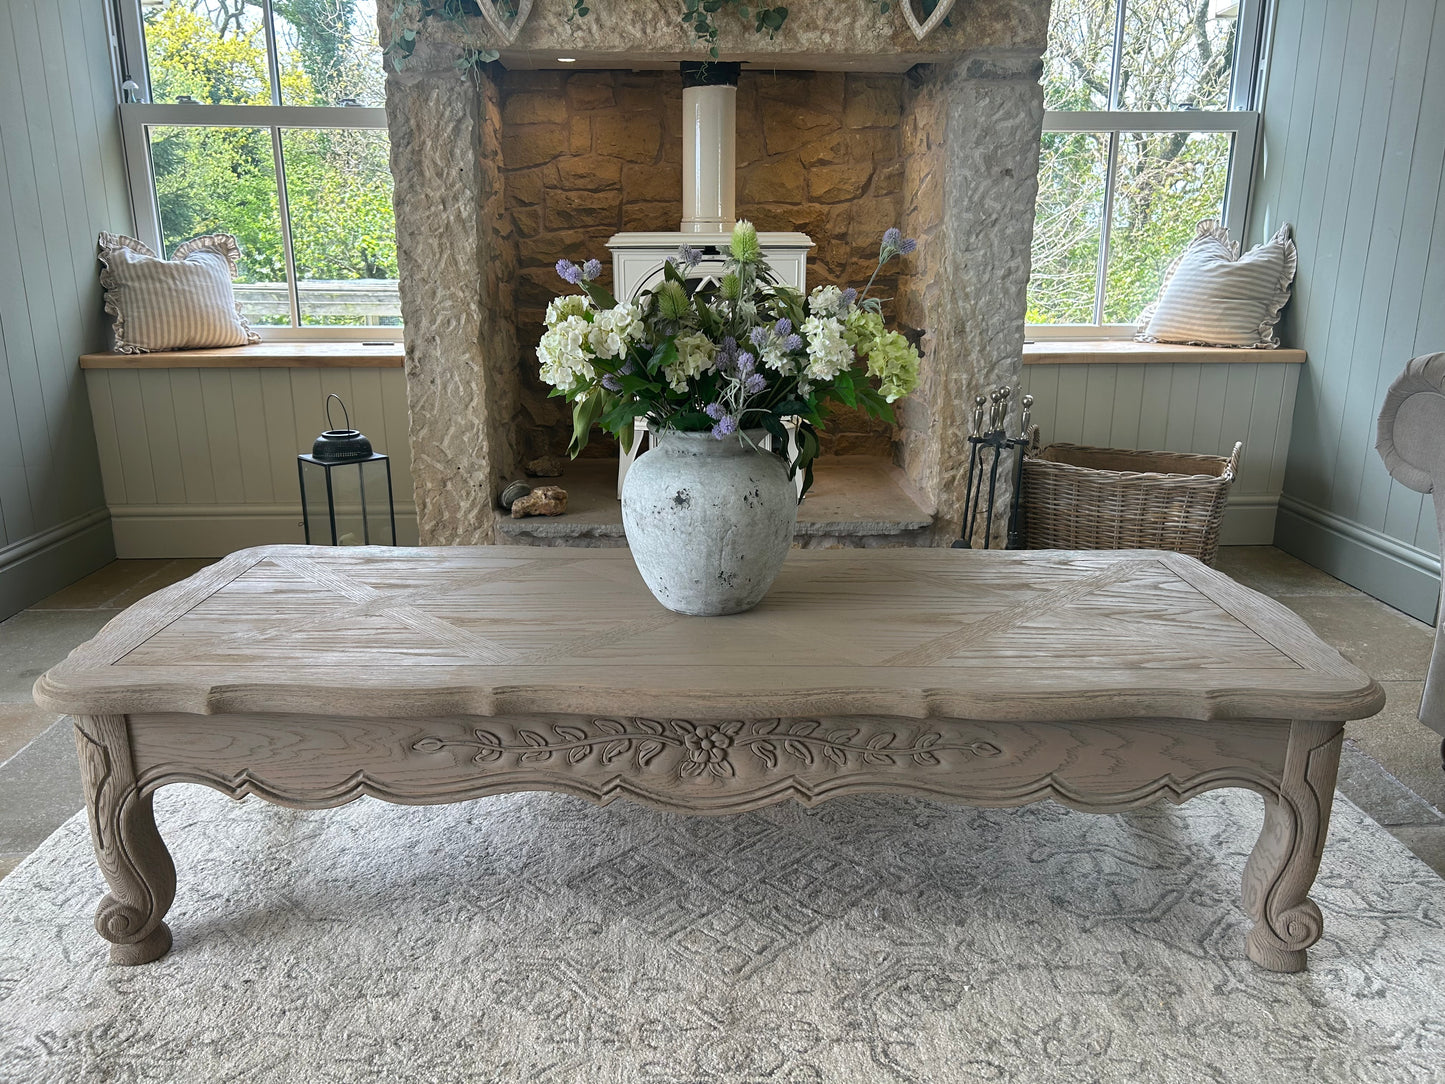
[499,480,533,509]
[510,485,567,518]
[524,455,566,477]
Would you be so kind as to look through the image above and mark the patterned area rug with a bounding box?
[1,785,1443,1083]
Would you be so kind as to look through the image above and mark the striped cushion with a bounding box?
[98,233,260,353]
[1137,220,1296,349]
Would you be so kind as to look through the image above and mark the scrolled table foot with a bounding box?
[74,716,178,966]
[1240,720,1342,973]
[109,922,173,966]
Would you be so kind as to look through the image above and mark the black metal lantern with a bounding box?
[297,394,397,546]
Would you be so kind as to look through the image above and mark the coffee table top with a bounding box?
[35,545,1384,723]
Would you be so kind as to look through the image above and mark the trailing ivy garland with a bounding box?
[386,0,790,70]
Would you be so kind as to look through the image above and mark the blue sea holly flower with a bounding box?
[899,237,918,255]
[883,227,902,248]
[556,259,582,285]
[705,402,725,420]
[775,318,792,336]
[750,326,769,348]
[582,258,603,282]
[601,373,622,392]
[842,287,858,306]
[744,373,767,394]
[676,244,703,269]
[784,334,803,352]
[712,415,739,438]
[737,351,756,374]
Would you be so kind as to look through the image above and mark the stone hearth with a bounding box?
[381,0,1051,546]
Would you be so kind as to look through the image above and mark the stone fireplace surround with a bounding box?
[381,0,1051,546]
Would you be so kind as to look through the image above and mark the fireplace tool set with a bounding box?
[953,386,1035,550]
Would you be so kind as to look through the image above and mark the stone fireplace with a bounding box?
[381,0,1051,546]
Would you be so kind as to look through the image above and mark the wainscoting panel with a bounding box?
[1021,361,1301,545]
[85,367,419,557]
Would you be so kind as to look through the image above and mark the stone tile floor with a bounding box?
[1,548,1442,883]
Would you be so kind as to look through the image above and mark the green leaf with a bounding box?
[568,392,606,458]
[580,280,618,311]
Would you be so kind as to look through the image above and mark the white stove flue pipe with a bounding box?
[681,64,740,234]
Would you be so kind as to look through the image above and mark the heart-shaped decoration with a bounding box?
[476,0,533,47]
[900,0,955,41]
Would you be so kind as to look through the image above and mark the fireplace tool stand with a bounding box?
[952,387,1035,550]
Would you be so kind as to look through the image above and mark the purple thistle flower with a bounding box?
[582,258,602,282]
[750,326,769,348]
[676,244,703,268]
[744,373,767,394]
[601,373,622,392]
[842,287,858,306]
[556,259,582,285]
[883,227,902,248]
[784,334,803,352]
[722,336,737,352]
[774,318,792,336]
[737,351,756,374]
[705,402,725,420]
[899,237,918,255]
[711,415,739,438]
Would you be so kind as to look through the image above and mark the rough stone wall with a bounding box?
[386,49,519,544]
[897,51,1047,544]
[500,68,907,460]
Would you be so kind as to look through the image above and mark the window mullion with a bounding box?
[261,0,284,107]
[1107,0,1129,110]
[271,127,302,329]
[1093,132,1122,328]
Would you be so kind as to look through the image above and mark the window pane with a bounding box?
[1103,130,1230,324]
[280,128,400,327]
[142,0,272,105]
[1043,0,1116,110]
[273,0,387,106]
[1027,132,1109,325]
[1118,0,1237,111]
[148,125,290,326]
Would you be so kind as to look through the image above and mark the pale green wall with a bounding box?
[0,0,130,617]
[1250,0,1445,622]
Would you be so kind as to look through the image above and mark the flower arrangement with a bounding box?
[535,220,923,495]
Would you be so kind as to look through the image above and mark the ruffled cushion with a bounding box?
[1136,220,1297,349]
[98,232,260,353]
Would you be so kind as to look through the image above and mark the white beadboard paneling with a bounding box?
[85,366,418,558]
[0,0,122,617]
[1253,0,1445,621]
[1021,360,1300,545]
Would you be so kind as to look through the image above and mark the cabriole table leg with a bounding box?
[1241,719,1344,972]
[73,715,176,965]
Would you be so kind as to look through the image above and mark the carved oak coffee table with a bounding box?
[34,545,1384,971]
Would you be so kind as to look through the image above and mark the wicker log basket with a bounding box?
[1020,441,1242,566]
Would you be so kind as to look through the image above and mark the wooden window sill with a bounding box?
[1023,340,1306,365]
[80,342,404,369]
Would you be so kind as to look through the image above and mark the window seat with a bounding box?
[1023,340,1306,365]
[79,341,404,369]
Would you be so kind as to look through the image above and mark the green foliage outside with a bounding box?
[143,0,397,326]
[1028,0,1236,326]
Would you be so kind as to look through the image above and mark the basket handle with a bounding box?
[1224,441,1243,481]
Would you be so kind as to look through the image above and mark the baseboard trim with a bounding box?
[0,509,115,620]
[109,503,421,558]
[1274,495,1441,624]
[1219,494,1279,547]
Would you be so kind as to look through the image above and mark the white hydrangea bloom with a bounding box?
[664,332,716,393]
[537,314,595,391]
[761,343,794,373]
[800,315,854,381]
[544,294,589,328]
[587,302,644,360]
[807,284,847,320]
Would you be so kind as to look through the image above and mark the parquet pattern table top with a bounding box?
[35,546,1383,723]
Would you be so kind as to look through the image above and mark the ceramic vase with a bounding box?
[621,428,798,616]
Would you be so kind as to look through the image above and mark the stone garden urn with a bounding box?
[620,428,798,615]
